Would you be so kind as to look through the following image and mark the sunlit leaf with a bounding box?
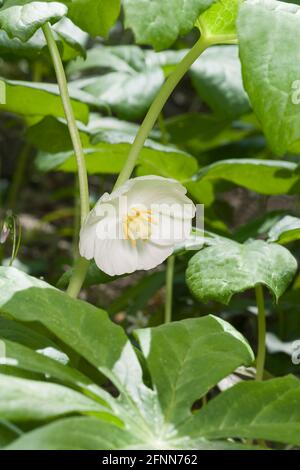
[186,239,297,304]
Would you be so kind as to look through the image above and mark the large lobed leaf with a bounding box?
[0,268,299,450]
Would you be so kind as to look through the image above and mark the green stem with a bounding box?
[114,35,211,190]
[42,23,89,225]
[32,61,44,82]
[72,176,81,260]
[7,143,31,210]
[165,256,175,323]
[255,284,266,381]
[42,22,90,298]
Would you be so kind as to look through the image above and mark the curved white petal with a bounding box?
[79,220,98,260]
[135,241,174,271]
[126,178,190,208]
[93,239,138,276]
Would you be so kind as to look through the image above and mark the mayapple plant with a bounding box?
[0,0,300,450]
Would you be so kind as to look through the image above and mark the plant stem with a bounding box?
[255,284,266,381]
[72,176,81,260]
[42,22,90,298]
[113,35,211,190]
[7,143,31,210]
[165,256,175,323]
[42,23,90,225]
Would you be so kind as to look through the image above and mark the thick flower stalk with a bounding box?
[79,176,195,276]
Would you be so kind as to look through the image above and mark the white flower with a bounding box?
[79,176,196,276]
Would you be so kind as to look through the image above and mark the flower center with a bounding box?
[123,207,155,246]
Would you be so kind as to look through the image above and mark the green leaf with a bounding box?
[66,0,120,37]
[0,338,112,405]
[135,315,254,424]
[0,1,67,41]
[0,374,105,422]
[33,117,198,180]
[68,46,165,120]
[123,0,214,50]
[0,18,87,61]
[181,376,300,446]
[190,46,250,119]
[268,215,300,244]
[5,415,261,450]
[186,239,297,304]
[237,0,300,155]
[6,417,136,450]
[0,316,61,351]
[53,17,88,61]
[196,0,243,40]
[0,267,144,399]
[165,113,252,165]
[194,159,300,195]
[0,79,89,123]
[0,420,22,447]
[0,28,46,57]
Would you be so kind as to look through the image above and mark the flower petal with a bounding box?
[135,241,174,271]
[93,238,138,276]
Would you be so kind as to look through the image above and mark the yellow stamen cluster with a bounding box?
[123,207,155,246]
